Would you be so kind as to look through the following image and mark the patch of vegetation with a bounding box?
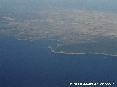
[50,38,117,55]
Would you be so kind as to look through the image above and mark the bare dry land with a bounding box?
[0,6,117,43]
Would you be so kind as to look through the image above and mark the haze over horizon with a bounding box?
[0,0,117,13]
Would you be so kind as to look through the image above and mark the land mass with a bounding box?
[0,2,117,56]
[0,5,117,42]
[49,37,117,56]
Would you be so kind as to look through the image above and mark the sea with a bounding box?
[0,35,117,87]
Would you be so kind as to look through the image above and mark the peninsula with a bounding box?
[48,37,117,56]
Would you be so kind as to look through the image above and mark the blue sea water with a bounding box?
[0,35,117,87]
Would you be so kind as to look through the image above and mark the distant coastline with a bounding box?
[48,46,117,56]
[48,46,86,54]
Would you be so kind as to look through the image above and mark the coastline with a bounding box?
[48,46,117,56]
